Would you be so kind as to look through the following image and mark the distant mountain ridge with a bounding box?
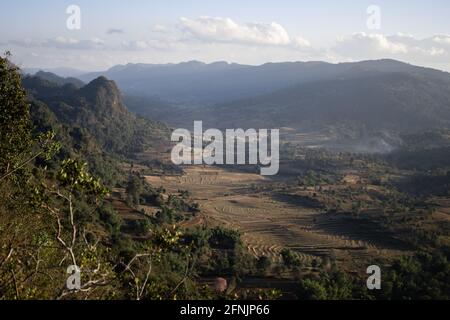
[194,70,450,132]
[56,59,450,152]
[88,59,450,139]
[79,59,450,105]
[23,67,88,78]
[34,71,85,88]
[19,59,450,157]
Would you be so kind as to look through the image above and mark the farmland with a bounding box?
[144,164,412,274]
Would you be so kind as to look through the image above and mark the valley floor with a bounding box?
[145,166,409,274]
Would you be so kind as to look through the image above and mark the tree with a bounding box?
[256,256,271,275]
[126,174,144,206]
[0,55,111,299]
[0,54,62,299]
[281,249,302,269]
[0,52,32,178]
[376,252,450,300]
[0,53,59,183]
[297,271,355,300]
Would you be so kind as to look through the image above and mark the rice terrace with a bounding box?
[145,162,413,275]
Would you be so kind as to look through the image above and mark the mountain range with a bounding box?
[28,59,450,153]
[78,59,450,107]
[193,69,450,132]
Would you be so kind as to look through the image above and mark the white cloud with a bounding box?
[49,37,105,50]
[413,46,446,57]
[107,28,125,35]
[121,40,150,50]
[120,39,173,51]
[333,32,450,70]
[152,24,170,33]
[292,36,311,48]
[4,16,450,72]
[179,16,310,49]
[9,36,106,50]
[336,32,408,56]
[9,38,39,48]
[432,35,450,45]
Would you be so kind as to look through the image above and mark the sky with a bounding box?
[1,0,450,72]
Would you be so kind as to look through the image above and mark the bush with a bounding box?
[128,219,150,235]
[297,270,356,300]
[99,204,122,234]
[256,256,271,275]
[209,227,241,250]
[281,249,302,269]
[375,252,450,300]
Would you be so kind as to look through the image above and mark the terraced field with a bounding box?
[432,197,450,221]
[145,166,407,270]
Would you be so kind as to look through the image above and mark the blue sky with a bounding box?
[1,0,450,71]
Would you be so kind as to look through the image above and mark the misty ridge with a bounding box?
[29,58,450,155]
